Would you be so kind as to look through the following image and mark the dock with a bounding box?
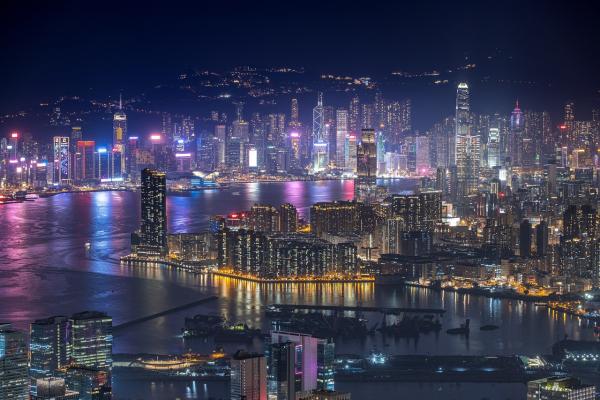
[271,304,446,315]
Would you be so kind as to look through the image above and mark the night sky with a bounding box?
[1,0,600,112]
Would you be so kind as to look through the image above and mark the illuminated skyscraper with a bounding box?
[138,168,167,257]
[355,129,377,202]
[349,96,360,134]
[454,83,480,198]
[487,127,500,167]
[112,95,127,173]
[69,311,113,371]
[0,324,28,400]
[279,203,298,233]
[52,136,71,186]
[290,98,299,126]
[312,93,328,172]
[75,141,95,182]
[335,109,348,168]
[230,351,267,400]
[509,101,523,165]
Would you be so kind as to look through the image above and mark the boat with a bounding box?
[480,324,499,331]
[183,314,225,337]
[446,319,470,335]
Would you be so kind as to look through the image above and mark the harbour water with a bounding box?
[0,179,595,399]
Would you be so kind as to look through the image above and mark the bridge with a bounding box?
[271,304,445,315]
[113,296,218,332]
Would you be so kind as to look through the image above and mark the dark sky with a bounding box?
[1,0,600,109]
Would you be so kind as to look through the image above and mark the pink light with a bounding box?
[290,132,300,138]
[9,159,18,164]
[10,132,18,138]
[150,134,161,141]
[175,153,191,158]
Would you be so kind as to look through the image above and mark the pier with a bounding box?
[113,296,218,332]
[271,304,446,315]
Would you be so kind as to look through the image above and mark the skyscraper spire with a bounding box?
[119,93,122,110]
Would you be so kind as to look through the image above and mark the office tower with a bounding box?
[250,204,280,232]
[454,83,480,198]
[29,316,70,394]
[70,126,83,154]
[69,311,112,371]
[52,136,71,185]
[279,203,298,233]
[230,351,267,400]
[112,95,127,175]
[139,168,168,257]
[519,219,532,258]
[361,103,374,129]
[161,113,173,140]
[527,377,595,400]
[310,201,359,237]
[291,98,299,126]
[384,192,442,232]
[563,102,575,146]
[345,134,357,173]
[268,340,297,400]
[312,93,328,172]
[75,141,95,182]
[215,124,227,166]
[0,324,28,400]
[509,101,523,165]
[268,331,334,400]
[335,109,348,168]
[316,338,335,391]
[349,96,360,134]
[355,129,377,202]
[487,127,500,167]
[536,220,548,257]
[233,120,250,142]
[415,135,430,174]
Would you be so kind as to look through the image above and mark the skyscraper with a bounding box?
[290,98,299,126]
[69,311,113,371]
[355,129,377,202]
[335,109,348,168]
[519,219,532,258]
[509,101,523,165]
[230,351,267,400]
[138,168,167,257]
[29,316,70,394]
[527,377,595,400]
[454,83,480,198]
[312,93,328,172]
[0,324,28,400]
[52,136,71,186]
[279,203,298,233]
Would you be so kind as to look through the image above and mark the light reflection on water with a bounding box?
[0,180,594,356]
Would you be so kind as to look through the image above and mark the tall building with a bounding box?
[52,136,71,186]
[335,109,348,168]
[138,169,167,257]
[279,203,298,233]
[69,311,113,371]
[355,129,377,202]
[75,141,95,182]
[0,324,28,400]
[487,127,500,167]
[290,98,299,126]
[230,351,267,400]
[249,204,280,233]
[29,316,70,395]
[527,377,595,400]
[536,220,549,257]
[312,93,328,172]
[310,201,359,237]
[268,331,335,400]
[519,219,532,258]
[112,95,127,176]
[454,83,480,198]
[509,101,524,166]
